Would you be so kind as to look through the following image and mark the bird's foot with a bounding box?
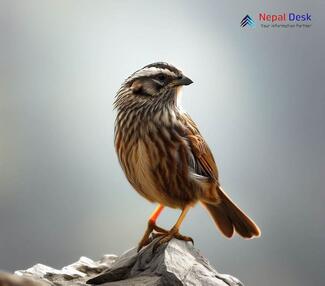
[137,220,168,252]
[153,226,194,252]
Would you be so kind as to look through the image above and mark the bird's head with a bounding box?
[114,62,193,111]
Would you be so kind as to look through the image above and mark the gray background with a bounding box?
[1,1,324,285]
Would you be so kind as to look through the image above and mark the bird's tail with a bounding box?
[202,187,261,238]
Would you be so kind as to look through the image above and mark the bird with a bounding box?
[114,62,261,251]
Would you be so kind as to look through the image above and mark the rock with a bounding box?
[10,239,243,286]
[0,272,47,286]
[14,255,117,286]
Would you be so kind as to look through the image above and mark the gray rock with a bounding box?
[11,239,243,286]
[0,272,48,286]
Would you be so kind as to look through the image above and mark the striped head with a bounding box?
[114,62,193,111]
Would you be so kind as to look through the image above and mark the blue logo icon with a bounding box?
[241,15,255,27]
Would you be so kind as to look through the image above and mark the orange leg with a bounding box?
[149,204,164,223]
[148,204,166,232]
[153,205,194,252]
[138,204,168,251]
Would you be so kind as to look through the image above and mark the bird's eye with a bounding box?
[157,74,166,82]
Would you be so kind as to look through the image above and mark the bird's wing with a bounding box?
[181,113,219,182]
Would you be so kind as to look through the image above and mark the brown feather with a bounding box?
[203,187,261,238]
[114,62,261,240]
[184,117,260,238]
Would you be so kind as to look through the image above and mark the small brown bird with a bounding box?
[114,62,260,251]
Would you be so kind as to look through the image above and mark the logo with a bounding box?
[259,12,311,22]
[240,15,255,27]
[240,12,312,29]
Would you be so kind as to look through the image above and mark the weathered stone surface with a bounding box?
[6,239,243,286]
[0,272,47,286]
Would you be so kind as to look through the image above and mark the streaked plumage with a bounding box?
[114,62,260,250]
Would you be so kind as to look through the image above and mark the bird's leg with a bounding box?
[153,205,193,252]
[138,204,168,251]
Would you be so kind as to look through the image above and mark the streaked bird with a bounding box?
[114,62,261,251]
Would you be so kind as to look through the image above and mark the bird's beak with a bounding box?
[174,75,193,86]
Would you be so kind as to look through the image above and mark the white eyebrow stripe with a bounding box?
[127,67,177,82]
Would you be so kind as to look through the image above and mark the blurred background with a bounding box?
[1,1,324,285]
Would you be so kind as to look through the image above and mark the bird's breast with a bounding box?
[115,109,201,208]
[126,137,172,204]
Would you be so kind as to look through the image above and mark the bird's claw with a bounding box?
[137,221,168,252]
[152,227,194,252]
[151,223,168,234]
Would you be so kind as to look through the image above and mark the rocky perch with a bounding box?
[1,239,244,286]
